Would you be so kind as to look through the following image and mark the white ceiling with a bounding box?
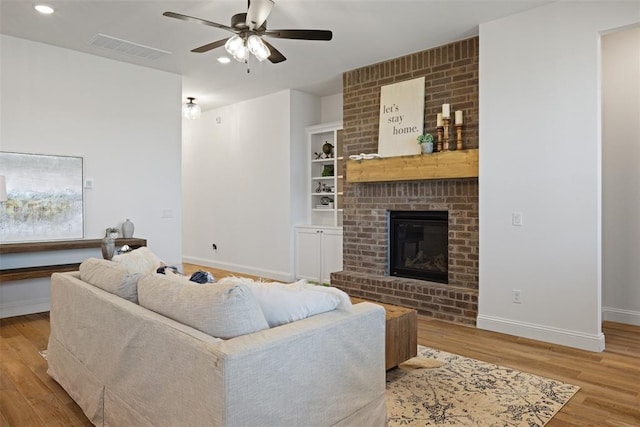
[1,0,548,111]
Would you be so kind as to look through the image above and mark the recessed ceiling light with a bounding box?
[217,57,231,64]
[35,4,55,14]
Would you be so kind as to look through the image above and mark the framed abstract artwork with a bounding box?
[0,152,84,242]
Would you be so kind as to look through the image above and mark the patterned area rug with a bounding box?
[386,346,580,426]
[40,347,578,426]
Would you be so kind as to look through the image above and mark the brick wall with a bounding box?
[332,37,479,325]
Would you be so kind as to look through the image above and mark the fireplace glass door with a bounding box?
[389,211,448,283]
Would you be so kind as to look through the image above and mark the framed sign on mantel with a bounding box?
[377,77,425,158]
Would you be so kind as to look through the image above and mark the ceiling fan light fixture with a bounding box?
[182,97,201,120]
[247,35,270,62]
[232,44,249,62]
[225,35,244,57]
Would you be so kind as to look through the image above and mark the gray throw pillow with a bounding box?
[79,258,141,303]
[137,274,269,339]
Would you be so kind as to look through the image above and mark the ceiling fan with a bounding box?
[163,0,333,64]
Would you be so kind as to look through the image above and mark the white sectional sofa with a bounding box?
[47,267,387,426]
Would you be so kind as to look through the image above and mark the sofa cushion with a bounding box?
[137,274,269,339]
[217,277,347,327]
[112,247,163,275]
[79,258,141,303]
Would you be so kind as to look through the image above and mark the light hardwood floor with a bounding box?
[1,265,638,426]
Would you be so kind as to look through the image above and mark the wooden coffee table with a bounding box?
[352,298,417,370]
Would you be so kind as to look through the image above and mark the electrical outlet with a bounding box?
[512,289,522,304]
[512,212,523,226]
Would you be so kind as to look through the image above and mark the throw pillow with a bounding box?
[217,277,346,327]
[79,258,141,303]
[112,246,163,275]
[137,275,269,339]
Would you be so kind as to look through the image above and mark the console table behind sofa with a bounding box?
[0,238,147,282]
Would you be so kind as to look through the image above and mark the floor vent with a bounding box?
[88,33,171,60]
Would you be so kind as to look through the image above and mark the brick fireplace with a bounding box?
[331,37,479,325]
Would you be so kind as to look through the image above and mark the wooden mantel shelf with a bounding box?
[346,149,478,183]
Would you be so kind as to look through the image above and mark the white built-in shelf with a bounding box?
[307,121,343,228]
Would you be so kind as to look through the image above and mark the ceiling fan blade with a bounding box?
[262,39,286,63]
[191,39,228,53]
[246,0,274,30]
[163,11,235,33]
[263,29,332,41]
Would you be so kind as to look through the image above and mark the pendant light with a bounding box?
[182,97,201,120]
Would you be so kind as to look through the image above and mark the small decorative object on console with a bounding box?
[101,228,116,260]
[118,244,133,255]
[122,218,134,238]
[107,227,119,239]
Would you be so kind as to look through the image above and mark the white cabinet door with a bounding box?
[320,228,343,284]
[295,227,321,282]
[295,226,343,284]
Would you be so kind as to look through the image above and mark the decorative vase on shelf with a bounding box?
[101,230,115,260]
[421,141,434,154]
[322,141,334,158]
[122,219,134,238]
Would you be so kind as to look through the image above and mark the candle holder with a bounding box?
[443,118,450,151]
[455,124,463,150]
[436,126,444,152]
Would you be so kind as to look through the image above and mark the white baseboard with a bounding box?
[602,307,640,326]
[182,256,295,283]
[0,297,50,319]
[476,314,606,352]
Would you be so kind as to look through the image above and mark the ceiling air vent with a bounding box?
[88,33,171,60]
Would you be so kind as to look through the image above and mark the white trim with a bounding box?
[602,307,640,326]
[477,314,606,352]
[182,256,295,283]
[0,297,50,319]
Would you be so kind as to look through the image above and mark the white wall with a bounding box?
[0,35,183,316]
[321,93,343,123]
[478,2,640,351]
[182,90,319,281]
[602,27,640,326]
[290,91,323,229]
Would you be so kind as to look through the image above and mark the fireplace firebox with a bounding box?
[389,211,448,283]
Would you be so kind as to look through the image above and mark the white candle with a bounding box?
[455,110,463,125]
[442,104,450,118]
[436,113,443,127]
